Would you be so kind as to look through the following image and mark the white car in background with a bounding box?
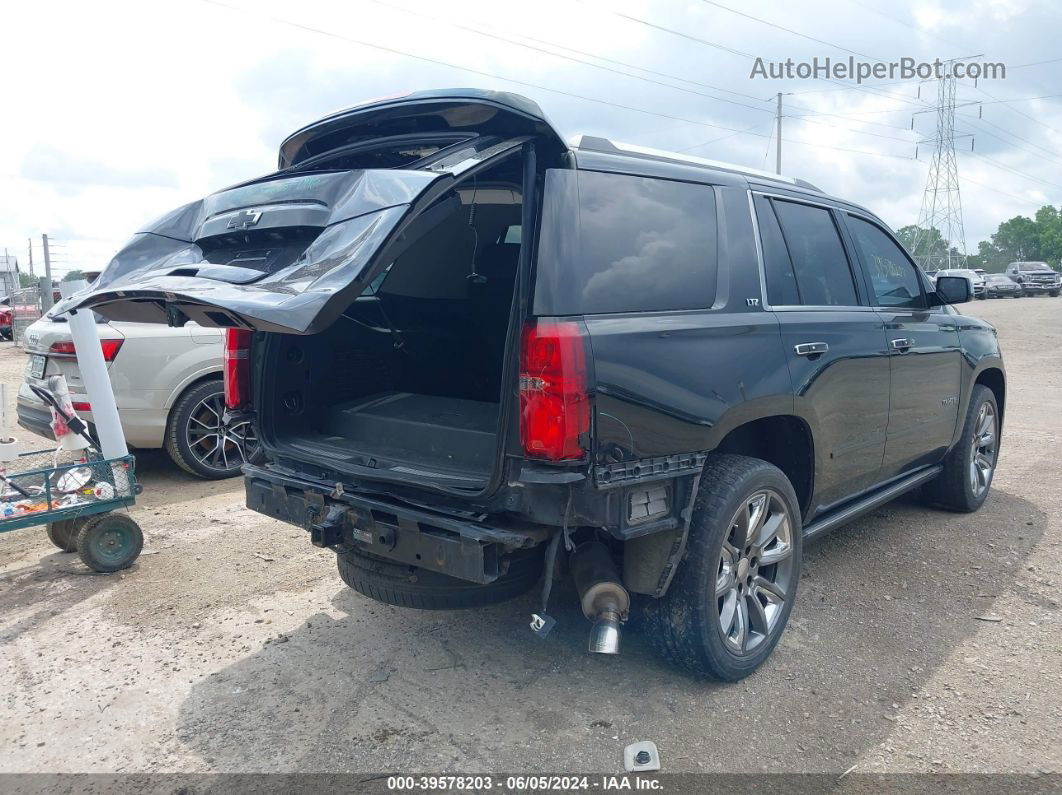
[935,268,987,300]
[16,301,259,479]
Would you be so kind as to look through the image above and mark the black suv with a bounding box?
[77,90,1005,680]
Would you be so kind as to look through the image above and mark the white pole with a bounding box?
[0,383,8,440]
[66,308,128,459]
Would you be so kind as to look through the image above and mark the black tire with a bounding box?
[643,454,802,681]
[76,513,144,573]
[46,517,87,552]
[923,384,1000,512]
[165,380,261,479]
[1051,291,1060,297]
[336,545,543,610]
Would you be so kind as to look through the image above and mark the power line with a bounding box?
[960,172,1041,204]
[959,117,1062,168]
[693,0,937,110]
[788,77,916,96]
[791,92,1062,120]
[697,0,880,61]
[1012,55,1062,69]
[370,0,769,104]
[198,1,760,135]
[969,84,1062,140]
[678,122,769,153]
[367,0,777,116]
[199,0,914,163]
[967,150,1062,192]
[370,1,920,150]
[575,0,930,108]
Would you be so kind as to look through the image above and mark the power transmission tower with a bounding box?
[910,65,980,270]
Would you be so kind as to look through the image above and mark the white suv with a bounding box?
[16,303,259,478]
[935,268,986,300]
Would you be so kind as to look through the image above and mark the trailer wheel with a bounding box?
[76,513,144,573]
[46,517,88,552]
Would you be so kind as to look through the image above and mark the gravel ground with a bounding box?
[0,297,1058,775]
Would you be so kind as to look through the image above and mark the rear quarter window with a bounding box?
[534,170,718,315]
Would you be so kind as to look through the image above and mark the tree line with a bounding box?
[897,205,1062,272]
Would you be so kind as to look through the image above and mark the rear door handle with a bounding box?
[794,342,829,356]
[890,337,914,351]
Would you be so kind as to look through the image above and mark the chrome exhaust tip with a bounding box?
[571,540,630,656]
[588,610,623,655]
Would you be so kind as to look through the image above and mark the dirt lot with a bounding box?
[0,297,1059,775]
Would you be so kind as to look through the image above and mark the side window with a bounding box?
[772,200,859,307]
[535,170,718,315]
[846,216,926,309]
[753,195,799,306]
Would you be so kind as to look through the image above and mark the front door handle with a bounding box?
[890,337,914,351]
[794,342,829,356]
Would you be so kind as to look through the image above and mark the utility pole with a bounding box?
[27,237,34,276]
[40,234,54,311]
[42,234,53,284]
[775,92,783,175]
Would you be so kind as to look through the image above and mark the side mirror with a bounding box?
[933,275,971,305]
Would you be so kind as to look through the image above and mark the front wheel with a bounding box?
[643,454,802,681]
[924,385,999,512]
[76,513,143,572]
[1051,291,1060,297]
[165,380,261,479]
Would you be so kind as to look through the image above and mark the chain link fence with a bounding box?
[11,286,44,348]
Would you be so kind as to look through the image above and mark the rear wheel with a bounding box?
[336,545,543,610]
[46,517,88,552]
[165,380,261,479]
[924,384,999,512]
[643,454,802,681]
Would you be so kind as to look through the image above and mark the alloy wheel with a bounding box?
[715,489,796,654]
[969,401,997,498]
[184,392,259,473]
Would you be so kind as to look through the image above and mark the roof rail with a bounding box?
[569,135,822,192]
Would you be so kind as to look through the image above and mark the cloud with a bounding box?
[2,0,1062,268]
[21,145,179,191]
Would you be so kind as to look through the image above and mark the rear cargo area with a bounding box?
[262,154,524,485]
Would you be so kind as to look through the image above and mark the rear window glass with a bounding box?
[754,195,800,306]
[772,200,859,307]
[534,170,717,315]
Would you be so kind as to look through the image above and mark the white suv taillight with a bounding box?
[223,329,252,410]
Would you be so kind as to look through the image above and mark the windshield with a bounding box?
[985,275,1011,283]
[1019,263,1052,271]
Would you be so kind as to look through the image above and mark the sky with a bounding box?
[2,0,1061,277]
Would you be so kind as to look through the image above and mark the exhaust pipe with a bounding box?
[571,541,630,655]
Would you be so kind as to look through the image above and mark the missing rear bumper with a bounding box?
[243,465,545,584]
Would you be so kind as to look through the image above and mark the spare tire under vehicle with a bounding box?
[336,545,544,610]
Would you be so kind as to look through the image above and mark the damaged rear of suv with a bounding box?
[77,89,1005,680]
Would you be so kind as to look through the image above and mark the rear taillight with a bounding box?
[519,319,591,461]
[223,328,253,410]
[48,339,124,362]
